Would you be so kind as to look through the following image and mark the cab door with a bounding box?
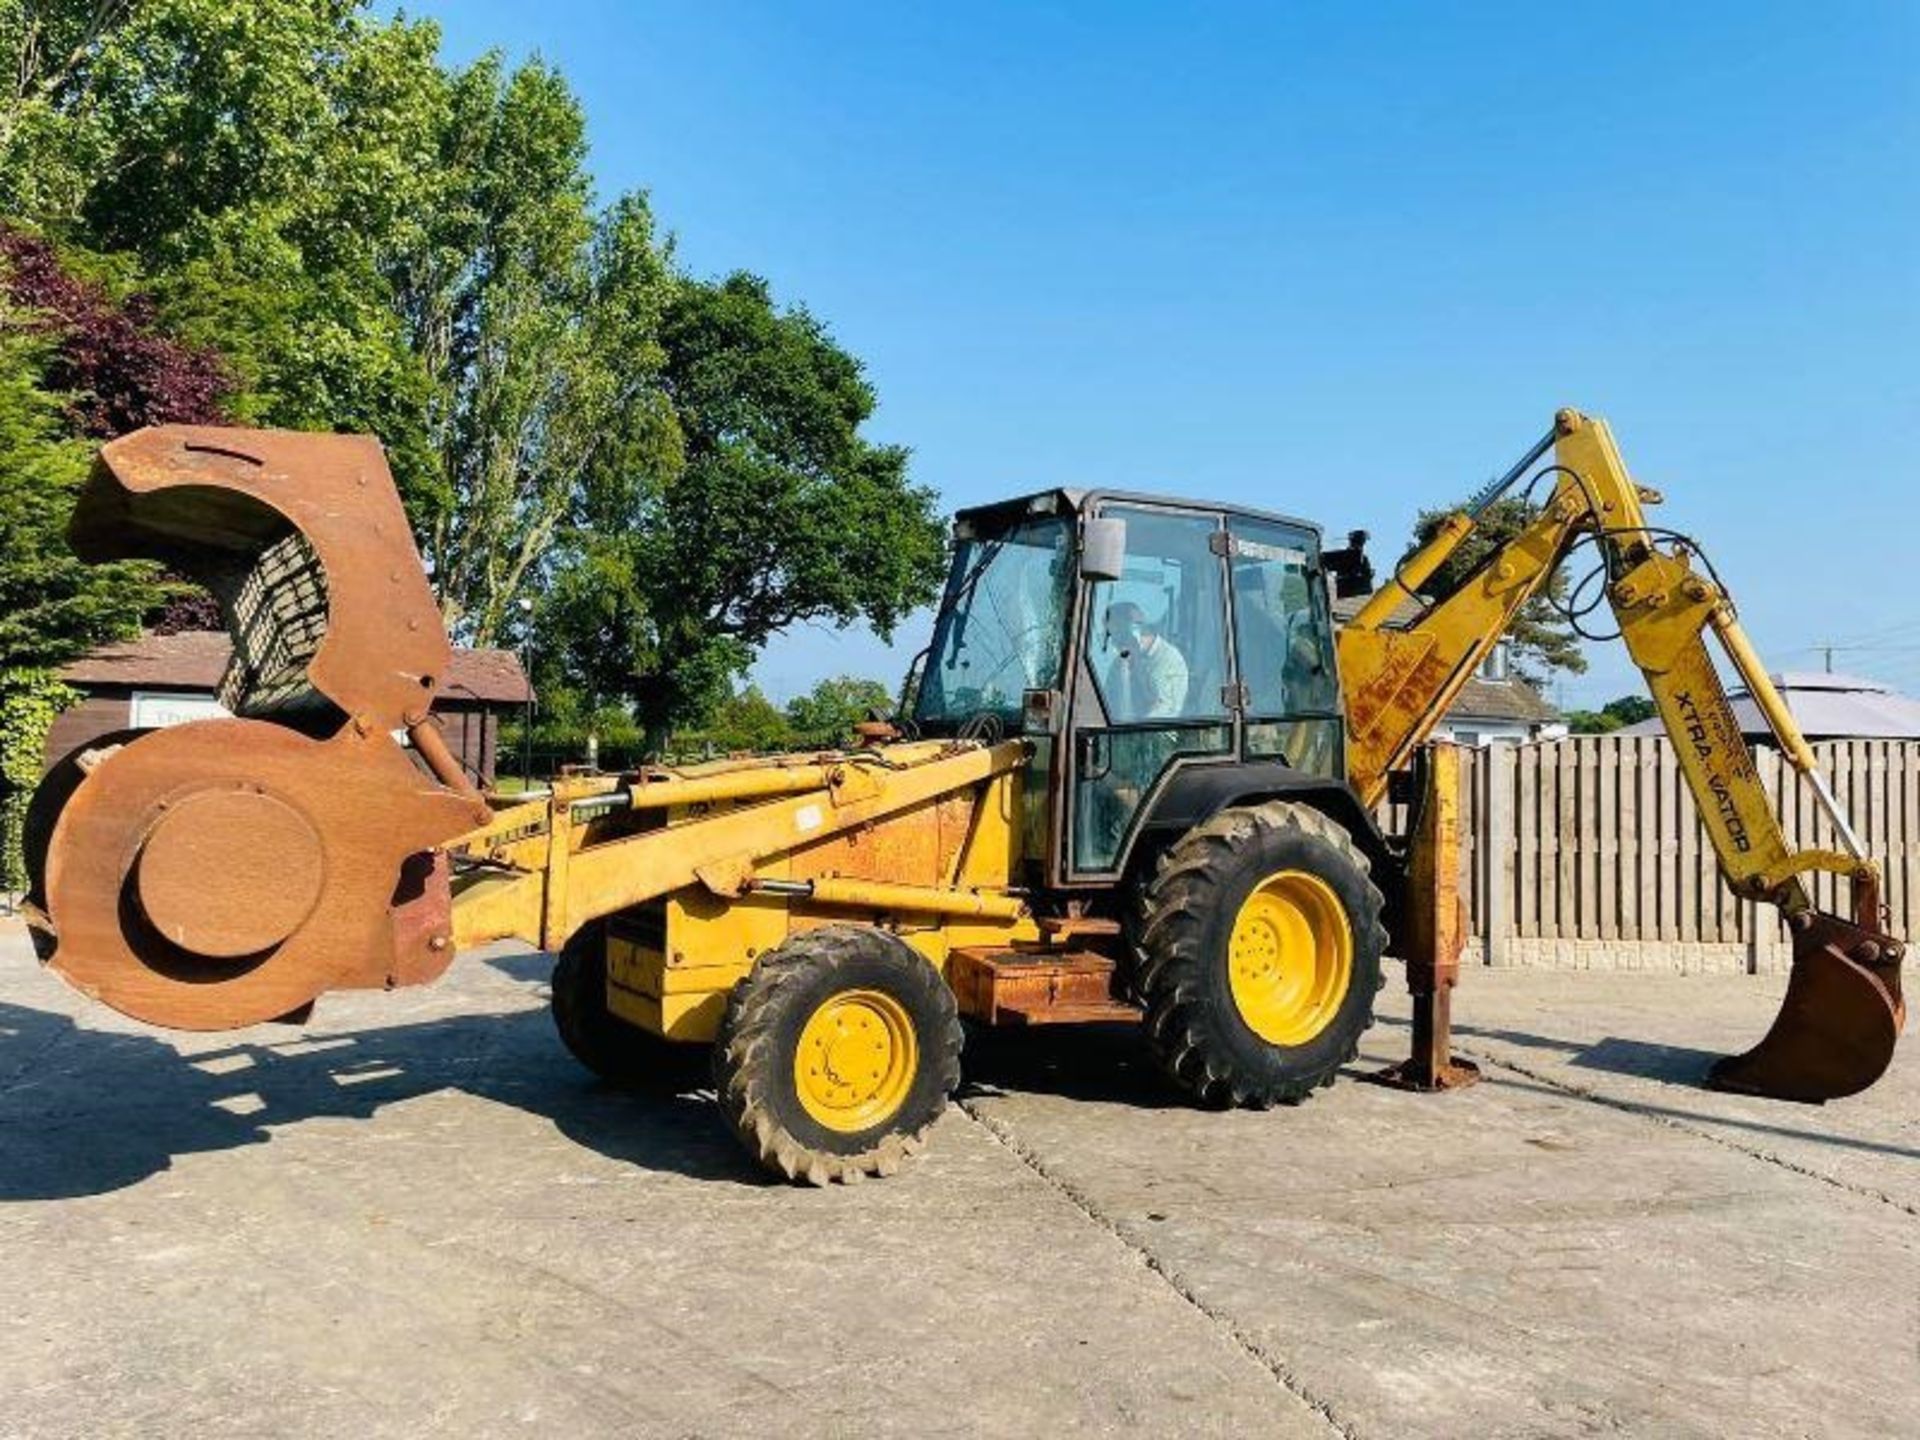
[1061,503,1236,881]
[1224,517,1344,780]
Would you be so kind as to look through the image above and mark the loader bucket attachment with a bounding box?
[1707,910,1905,1104]
[26,426,489,1031]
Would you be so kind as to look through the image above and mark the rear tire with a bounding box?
[551,921,691,1086]
[1136,801,1385,1107]
[713,926,962,1185]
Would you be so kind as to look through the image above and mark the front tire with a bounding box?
[713,926,962,1185]
[1136,801,1385,1107]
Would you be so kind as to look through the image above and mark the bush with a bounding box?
[0,671,75,892]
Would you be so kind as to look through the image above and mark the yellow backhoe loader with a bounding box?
[22,409,1905,1183]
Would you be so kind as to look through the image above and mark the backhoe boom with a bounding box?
[1336,409,1906,1100]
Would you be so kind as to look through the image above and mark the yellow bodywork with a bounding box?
[448,739,1042,1040]
[1336,407,1874,917]
[30,411,1900,1114]
[433,405,1894,1100]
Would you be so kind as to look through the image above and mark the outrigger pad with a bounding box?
[1707,914,1905,1104]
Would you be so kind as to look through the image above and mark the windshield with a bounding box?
[915,514,1074,729]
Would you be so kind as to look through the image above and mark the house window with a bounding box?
[1477,646,1508,681]
[1453,729,1483,747]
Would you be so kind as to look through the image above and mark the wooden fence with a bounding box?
[1425,735,1920,974]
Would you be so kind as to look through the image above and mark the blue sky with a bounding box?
[409,1,1918,711]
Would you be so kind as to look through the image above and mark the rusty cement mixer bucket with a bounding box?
[24,427,490,1031]
[1706,901,1906,1104]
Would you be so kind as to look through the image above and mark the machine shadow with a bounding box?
[1,954,1196,1202]
[1378,1013,1920,1164]
[0,955,765,1202]
[499,951,1190,1112]
[1435,1018,1725,1085]
[958,1020,1180,1109]
[1563,1035,1724,1083]
[23,955,1903,1201]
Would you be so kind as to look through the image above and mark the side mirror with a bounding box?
[1080,516,1127,581]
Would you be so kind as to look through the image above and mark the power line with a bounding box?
[1792,619,1920,655]
[1795,640,1920,673]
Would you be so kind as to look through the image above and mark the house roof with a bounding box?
[1450,675,1560,724]
[1331,590,1424,627]
[1621,671,1920,741]
[1331,588,1560,724]
[59,630,532,705]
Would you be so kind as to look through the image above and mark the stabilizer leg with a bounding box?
[1373,743,1481,1093]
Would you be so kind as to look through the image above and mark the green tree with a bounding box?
[0,220,231,670]
[0,328,155,669]
[0,670,75,890]
[786,675,894,748]
[1601,694,1654,726]
[2,4,938,756]
[0,320,151,890]
[0,5,676,641]
[400,57,679,643]
[588,273,943,741]
[1567,693,1655,734]
[531,274,945,746]
[1564,708,1622,735]
[677,686,795,755]
[0,1,449,492]
[1405,496,1586,682]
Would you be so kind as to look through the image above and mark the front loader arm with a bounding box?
[25,424,1041,1036]
[1338,408,1905,1101]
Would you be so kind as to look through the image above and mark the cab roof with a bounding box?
[952,487,1324,538]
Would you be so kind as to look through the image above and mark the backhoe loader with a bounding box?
[21,409,1906,1183]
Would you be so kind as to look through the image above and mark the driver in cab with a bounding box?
[1104,602,1189,720]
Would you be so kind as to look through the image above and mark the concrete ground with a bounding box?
[1,917,1915,1438]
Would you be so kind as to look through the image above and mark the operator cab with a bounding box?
[911,489,1351,885]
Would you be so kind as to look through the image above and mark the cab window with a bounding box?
[1084,507,1230,723]
[915,514,1074,729]
[1228,520,1337,720]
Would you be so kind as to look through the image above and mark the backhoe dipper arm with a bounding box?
[1337,408,1905,1102]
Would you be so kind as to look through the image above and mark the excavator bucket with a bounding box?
[24,426,489,1030]
[1707,907,1906,1103]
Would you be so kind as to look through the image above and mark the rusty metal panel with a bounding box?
[30,427,486,1029]
[787,791,976,890]
[72,427,453,731]
[946,947,1133,1025]
[40,719,479,1028]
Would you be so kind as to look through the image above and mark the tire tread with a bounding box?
[713,926,962,1186]
[1135,801,1387,1108]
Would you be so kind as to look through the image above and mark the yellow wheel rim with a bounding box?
[793,988,919,1134]
[1227,869,1353,1046]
